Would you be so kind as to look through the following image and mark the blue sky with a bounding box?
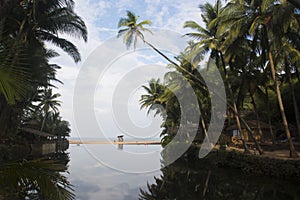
[50,0,209,138]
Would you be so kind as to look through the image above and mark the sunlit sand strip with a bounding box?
[69,140,161,145]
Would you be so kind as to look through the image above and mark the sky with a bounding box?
[50,0,209,139]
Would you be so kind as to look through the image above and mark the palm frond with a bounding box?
[37,31,81,63]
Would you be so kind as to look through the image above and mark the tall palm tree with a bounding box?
[117,10,152,49]
[117,11,201,84]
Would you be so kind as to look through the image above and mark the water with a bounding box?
[1,144,300,199]
[68,144,162,200]
[68,144,300,200]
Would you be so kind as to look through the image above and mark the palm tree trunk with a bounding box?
[41,112,48,131]
[222,69,250,153]
[203,170,211,197]
[291,82,300,137]
[269,52,298,158]
[265,85,276,144]
[250,95,264,142]
[219,53,259,154]
[295,68,300,81]
[141,38,199,82]
[286,66,300,137]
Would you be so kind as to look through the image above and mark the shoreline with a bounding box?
[69,140,161,145]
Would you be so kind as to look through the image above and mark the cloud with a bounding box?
[72,179,101,200]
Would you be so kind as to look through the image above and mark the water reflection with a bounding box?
[140,148,300,200]
[0,153,74,200]
[118,144,124,150]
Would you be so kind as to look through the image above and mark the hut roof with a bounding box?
[20,127,55,138]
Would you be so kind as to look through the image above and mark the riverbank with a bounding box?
[208,148,300,183]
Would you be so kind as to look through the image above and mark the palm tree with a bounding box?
[218,0,299,157]
[117,10,152,49]
[117,11,201,84]
[14,0,87,63]
[183,1,257,154]
[140,78,166,116]
[38,88,61,131]
[43,111,71,138]
[0,0,87,138]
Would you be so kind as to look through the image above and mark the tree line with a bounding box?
[117,0,300,158]
[0,0,87,141]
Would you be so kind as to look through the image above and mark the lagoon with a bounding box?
[68,143,162,200]
[67,143,300,200]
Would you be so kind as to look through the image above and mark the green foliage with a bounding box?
[0,158,75,200]
[117,10,152,49]
[135,0,300,154]
[0,39,30,104]
[0,0,87,138]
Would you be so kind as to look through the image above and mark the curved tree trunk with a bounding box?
[269,52,298,158]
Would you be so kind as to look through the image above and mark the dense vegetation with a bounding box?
[118,0,300,157]
[0,0,87,143]
[0,1,86,199]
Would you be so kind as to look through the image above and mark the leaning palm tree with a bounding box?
[117,11,201,82]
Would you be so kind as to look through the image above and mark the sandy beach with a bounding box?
[69,140,161,145]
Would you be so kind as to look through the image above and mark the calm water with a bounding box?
[67,144,300,200]
[68,144,162,200]
[1,144,300,199]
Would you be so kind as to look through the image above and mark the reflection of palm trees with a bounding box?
[0,154,74,200]
[139,148,300,200]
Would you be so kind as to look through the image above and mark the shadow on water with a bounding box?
[0,152,74,200]
[139,147,300,200]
